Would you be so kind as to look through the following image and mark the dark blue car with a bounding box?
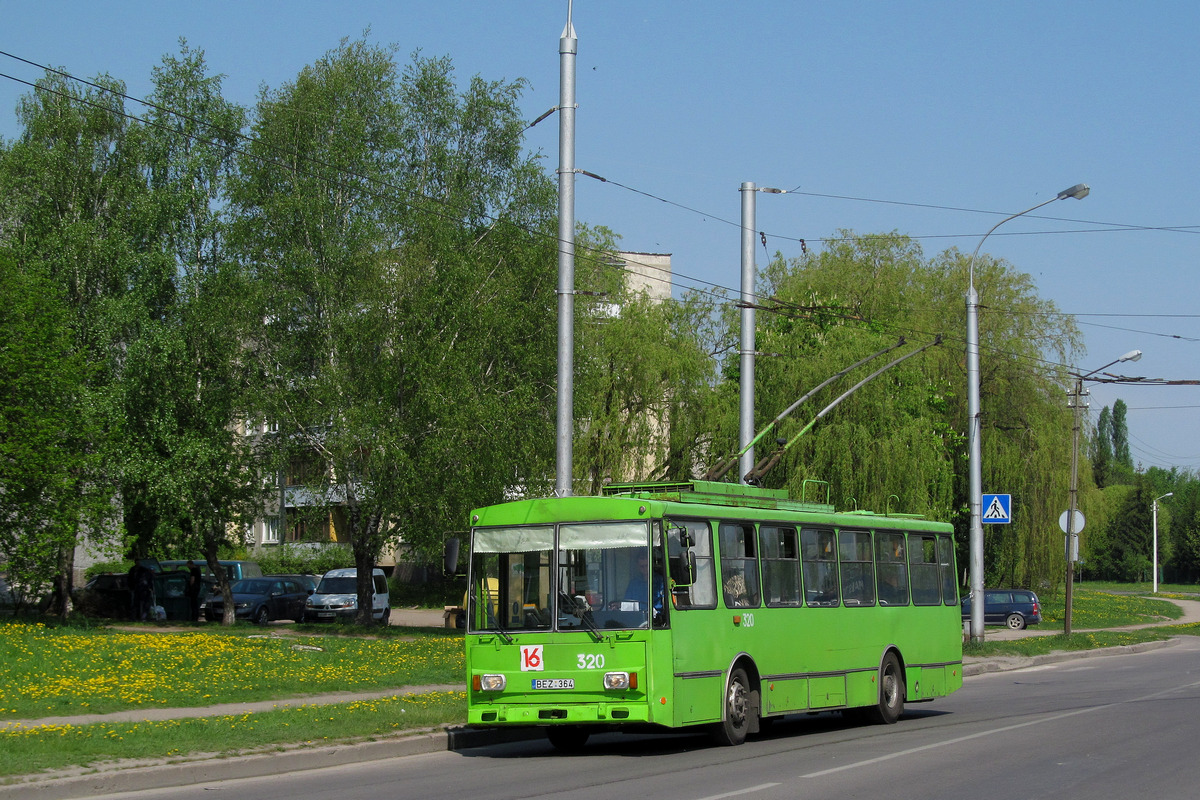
[961,589,1042,630]
[206,578,310,624]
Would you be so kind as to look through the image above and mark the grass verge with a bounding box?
[0,690,466,780]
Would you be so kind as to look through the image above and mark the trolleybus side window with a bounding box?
[801,527,839,607]
[719,522,760,609]
[909,534,941,606]
[470,525,553,631]
[666,519,716,609]
[875,530,910,606]
[838,529,875,606]
[937,535,958,605]
[760,525,802,607]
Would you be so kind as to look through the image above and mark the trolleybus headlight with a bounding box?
[476,674,506,692]
[603,671,635,690]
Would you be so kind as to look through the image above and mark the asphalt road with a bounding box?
[77,636,1200,800]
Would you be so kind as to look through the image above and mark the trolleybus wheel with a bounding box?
[546,726,590,752]
[869,652,904,725]
[713,667,752,746]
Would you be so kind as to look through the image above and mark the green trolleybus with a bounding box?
[464,480,962,750]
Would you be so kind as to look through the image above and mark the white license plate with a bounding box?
[532,679,574,690]
[317,611,334,618]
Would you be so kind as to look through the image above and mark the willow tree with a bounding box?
[741,232,1079,591]
[569,239,722,494]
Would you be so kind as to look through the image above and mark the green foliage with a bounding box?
[252,545,356,577]
[0,254,101,608]
[1091,406,1114,487]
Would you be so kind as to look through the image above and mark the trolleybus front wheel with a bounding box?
[712,667,752,746]
[869,652,904,725]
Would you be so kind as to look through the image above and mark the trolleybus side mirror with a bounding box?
[443,536,464,577]
[670,552,695,586]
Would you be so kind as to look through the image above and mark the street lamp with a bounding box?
[1153,492,1173,594]
[1064,348,1142,634]
[966,183,1090,643]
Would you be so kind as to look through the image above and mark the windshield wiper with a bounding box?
[475,586,513,644]
[559,590,604,642]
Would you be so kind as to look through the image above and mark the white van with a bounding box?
[304,567,391,623]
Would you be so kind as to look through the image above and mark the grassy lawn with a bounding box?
[0,621,463,719]
[0,619,465,780]
[1036,588,1183,630]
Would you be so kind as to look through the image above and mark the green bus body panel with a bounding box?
[466,485,963,733]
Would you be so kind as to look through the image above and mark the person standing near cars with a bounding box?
[128,561,153,621]
[185,560,203,622]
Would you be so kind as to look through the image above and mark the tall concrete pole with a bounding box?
[555,3,577,497]
[739,182,757,483]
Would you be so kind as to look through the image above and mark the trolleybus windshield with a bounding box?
[469,521,659,633]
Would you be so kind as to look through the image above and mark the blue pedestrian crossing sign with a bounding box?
[982,494,1012,524]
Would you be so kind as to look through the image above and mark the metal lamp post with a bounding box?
[1063,348,1142,634]
[1154,492,1173,593]
[966,183,1090,643]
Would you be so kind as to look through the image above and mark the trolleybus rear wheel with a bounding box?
[713,667,752,746]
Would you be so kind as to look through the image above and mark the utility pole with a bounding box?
[1065,378,1084,635]
[555,2,577,497]
[738,182,757,483]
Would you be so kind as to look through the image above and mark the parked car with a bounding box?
[304,568,390,623]
[267,574,319,595]
[159,559,262,583]
[72,572,131,618]
[205,577,310,624]
[961,589,1042,630]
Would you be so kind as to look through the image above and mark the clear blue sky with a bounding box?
[3,1,1198,476]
